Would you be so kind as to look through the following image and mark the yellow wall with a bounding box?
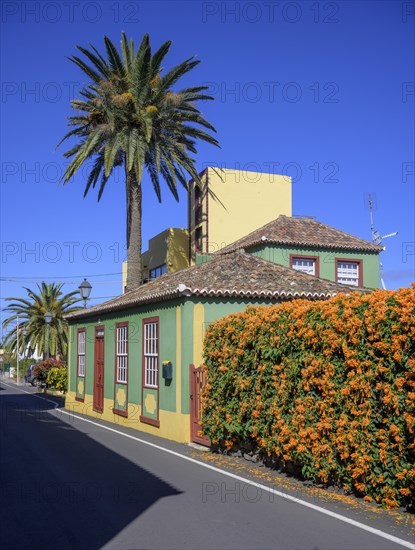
[122,261,127,293]
[167,228,190,273]
[189,167,292,259]
[65,392,191,443]
[193,303,205,367]
[146,229,169,270]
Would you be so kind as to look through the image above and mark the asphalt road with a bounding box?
[0,382,413,550]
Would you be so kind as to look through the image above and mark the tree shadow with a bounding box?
[0,390,183,550]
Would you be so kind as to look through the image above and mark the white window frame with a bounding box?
[337,261,360,286]
[291,257,316,276]
[116,324,128,383]
[144,321,159,388]
[77,329,86,377]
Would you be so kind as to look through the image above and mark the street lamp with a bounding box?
[44,312,52,360]
[22,327,27,383]
[16,314,20,385]
[79,278,92,308]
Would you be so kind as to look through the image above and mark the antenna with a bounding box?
[367,194,398,289]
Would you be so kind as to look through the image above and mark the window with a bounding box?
[77,329,86,377]
[149,264,167,280]
[290,255,319,276]
[336,260,361,287]
[144,321,158,388]
[195,227,203,252]
[292,258,315,275]
[116,323,128,383]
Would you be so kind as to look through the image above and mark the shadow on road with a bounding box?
[0,386,182,550]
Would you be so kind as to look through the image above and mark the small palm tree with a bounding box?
[2,282,82,360]
[58,32,219,291]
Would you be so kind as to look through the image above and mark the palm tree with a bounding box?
[2,282,82,360]
[58,32,219,291]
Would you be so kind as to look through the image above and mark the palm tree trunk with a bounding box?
[125,168,143,291]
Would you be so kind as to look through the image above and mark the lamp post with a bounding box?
[44,312,52,360]
[78,278,92,308]
[16,314,19,385]
[22,327,27,383]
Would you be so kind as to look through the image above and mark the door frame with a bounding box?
[189,364,210,446]
[93,325,105,413]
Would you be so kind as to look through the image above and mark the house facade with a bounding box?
[66,252,365,444]
[216,215,383,289]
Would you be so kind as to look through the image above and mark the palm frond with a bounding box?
[58,32,220,290]
[68,55,103,83]
[104,35,126,78]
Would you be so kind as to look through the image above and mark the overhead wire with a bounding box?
[0,279,120,284]
[0,271,122,280]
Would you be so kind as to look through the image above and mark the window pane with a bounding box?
[144,321,158,388]
[78,330,86,377]
[337,261,359,286]
[116,325,128,383]
[79,355,85,377]
[292,258,315,276]
[150,264,167,280]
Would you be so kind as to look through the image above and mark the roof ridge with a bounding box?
[217,214,382,254]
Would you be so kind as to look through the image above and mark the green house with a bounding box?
[65,251,366,444]
[214,215,383,289]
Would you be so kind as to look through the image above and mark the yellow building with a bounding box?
[122,228,189,292]
[122,167,292,290]
[188,167,292,262]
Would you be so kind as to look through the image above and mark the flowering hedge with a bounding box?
[46,366,68,392]
[33,359,66,385]
[202,287,415,508]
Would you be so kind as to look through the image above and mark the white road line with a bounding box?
[2,381,414,550]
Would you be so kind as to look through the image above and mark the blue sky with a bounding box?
[1,0,414,334]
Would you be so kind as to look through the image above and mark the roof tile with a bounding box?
[218,215,382,253]
[66,250,369,320]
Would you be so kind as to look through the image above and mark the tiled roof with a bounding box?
[65,251,368,320]
[218,215,383,254]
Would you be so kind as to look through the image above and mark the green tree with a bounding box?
[2,282,82,360]
[58,33,219,291]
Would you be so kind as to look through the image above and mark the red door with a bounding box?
[190,364,210,446]
[93,327,105,413]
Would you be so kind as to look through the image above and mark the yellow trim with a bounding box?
[116,387,126,407]
[65,392,191,443]
[77,380,84,395]
[176,306,182,414]
[122,261,127,292]
[144,392,157,415]
[193,303,205,367]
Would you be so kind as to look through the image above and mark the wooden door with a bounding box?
[190,364,210,446]
[93,327,105,413]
